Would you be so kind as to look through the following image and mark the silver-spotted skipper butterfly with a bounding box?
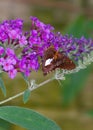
[42,46,76,75]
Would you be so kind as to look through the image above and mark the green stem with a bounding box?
[0,78,54,105]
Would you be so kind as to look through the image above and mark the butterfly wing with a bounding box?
[42,47,56,75]
[42,47,76,75]
[55,52,76,70]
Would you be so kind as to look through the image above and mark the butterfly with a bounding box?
[42,46,76,75]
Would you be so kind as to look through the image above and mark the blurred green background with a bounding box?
[1,0,93,130]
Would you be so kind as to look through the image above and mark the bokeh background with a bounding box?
[0,0,93,130]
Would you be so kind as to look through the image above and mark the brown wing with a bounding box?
[55,52,76,70]
[42,46,56,75]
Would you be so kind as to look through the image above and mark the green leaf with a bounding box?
[62,66,91,106]
[0,106,61,130]
[65,15,93,38]
[0,119,11,130]
[0,77,6,96]
[84,20,93,38]
[23,89,31,103]
[65,16,86,37]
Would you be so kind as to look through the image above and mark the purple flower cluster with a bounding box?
[0,16,92,79]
